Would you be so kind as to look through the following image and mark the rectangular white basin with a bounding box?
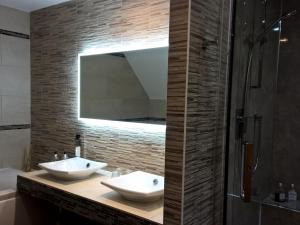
[39,157,107,180]
[101,171,164,202]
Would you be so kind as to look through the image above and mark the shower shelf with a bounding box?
[263,195,300,213]
[229,193,300,213]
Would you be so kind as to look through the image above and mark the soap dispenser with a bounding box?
[75,134,81,157]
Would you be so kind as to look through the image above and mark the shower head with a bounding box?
[254,10,297,44]
[281,10,297,20]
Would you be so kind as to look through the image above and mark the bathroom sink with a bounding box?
[101,171,164,202]
[39,157,107,180]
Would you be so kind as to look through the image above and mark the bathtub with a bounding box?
[0,168,57,225]
[0,167,21,189]
[0,168,22,197]
[0,168,23,225]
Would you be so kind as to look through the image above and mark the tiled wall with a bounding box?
[273,0,300,193]
[0,5,31,169]
[164,0,232,224]
[30,0,169,175]
[227,1,300,224]
[31,1,232,224]
[227,3,282,222]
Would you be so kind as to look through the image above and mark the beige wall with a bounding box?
[164,0,232,224]
[31,0,169,175]
[30,1,232,224]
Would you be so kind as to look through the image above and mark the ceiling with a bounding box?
[0,0,71,12]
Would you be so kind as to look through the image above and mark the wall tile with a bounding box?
[31,1,231,225]
[0,129,30,169]
[261,205,300,225]
[31,0,169,175]
[164,0,232,224]
[273,0,300,194]
[0,5,30,35]
[0,66,30,96]
[227,196,260,225]
[163,0,190,224]
[0,35,30,67]
[0,96,2,122]
[1,95,30,125]
[0,6,31,172]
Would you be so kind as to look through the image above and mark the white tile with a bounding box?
[0,35,30,67]
[0,129,30,169]
[1,95,30,125]
[1,156,24,169]
[0,5,30,35]
[0,96,2,123]
[0,66,30,96]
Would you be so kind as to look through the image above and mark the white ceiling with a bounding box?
[0,0,71,12]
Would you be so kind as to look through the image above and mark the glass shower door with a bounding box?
[226,0,284,224]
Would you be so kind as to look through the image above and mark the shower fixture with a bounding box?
[237,10,297,202]
[254,10,296,45]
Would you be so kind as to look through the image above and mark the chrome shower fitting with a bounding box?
[237,9,297,202]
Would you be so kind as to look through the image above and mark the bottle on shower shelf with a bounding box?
[288,184,297,201]
[275,182,286,202]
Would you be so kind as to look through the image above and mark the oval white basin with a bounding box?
[39,157,107,180]
[101,171,164,202]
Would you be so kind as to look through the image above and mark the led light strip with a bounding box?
[77,44,168,133]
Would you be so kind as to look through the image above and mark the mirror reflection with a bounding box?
[79,47,168,125]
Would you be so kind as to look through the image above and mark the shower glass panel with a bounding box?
[226,0,299,224]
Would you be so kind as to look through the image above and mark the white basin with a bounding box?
[101,171,164,202]
[39,157,107,180]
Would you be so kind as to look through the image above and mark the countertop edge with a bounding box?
[17,174,162,225]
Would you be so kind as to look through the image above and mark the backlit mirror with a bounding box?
[79,47,168,125]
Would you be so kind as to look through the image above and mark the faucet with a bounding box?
[63,152,68,160]
[53,152,59,161]
[53,152,69,161]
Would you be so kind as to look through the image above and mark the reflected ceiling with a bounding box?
[0,0,71,12]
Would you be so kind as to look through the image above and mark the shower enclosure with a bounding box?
[226,0,300,224]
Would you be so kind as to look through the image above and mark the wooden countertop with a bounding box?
[17,170,163,225]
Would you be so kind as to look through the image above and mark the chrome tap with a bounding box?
[53,152,59,161]
[63,152,68,160]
